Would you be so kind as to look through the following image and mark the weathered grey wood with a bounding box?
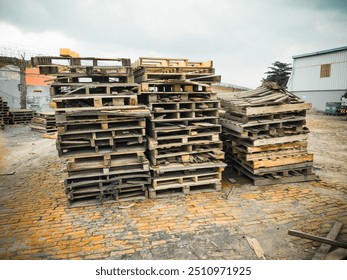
[66,86,86,95]
[245,103,311,115]
[248,93,284,104]
[312,221,343,260]
[252,134,308,146]
[246,237,266,259]
[288,229,347,249]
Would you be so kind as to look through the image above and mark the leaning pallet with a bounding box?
[9,109,34,124]
[133,57,226,198]
[0,97,10,129]
[32,56,150,207]
[30,112,57,133]
[220,82,315,186]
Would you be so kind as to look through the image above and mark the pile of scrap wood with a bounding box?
[9,109,34,124]
[133,57,226,198]
[0,97,10,129]
[30,112,57,133]
[220,82,315,186]
[32,56,150,207]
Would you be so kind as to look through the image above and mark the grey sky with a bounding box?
[0,0,346,88]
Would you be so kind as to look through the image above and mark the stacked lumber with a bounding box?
[0,97,10,129]
[30,112,57,133]
[32,56,150,207]
[9,109,34,124]
[220,82,315,186]
[133,57,226,198]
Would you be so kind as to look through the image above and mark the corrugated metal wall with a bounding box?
[294,90,344,111]
[288,49,347,91]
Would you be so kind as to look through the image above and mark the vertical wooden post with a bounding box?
[19,57,27,109]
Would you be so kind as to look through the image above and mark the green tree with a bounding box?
[263,61,292,88]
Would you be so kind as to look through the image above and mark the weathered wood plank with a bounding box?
[312,221,343,260]
[245,103,311,115]
[251,154,313,169]
[288,229,347,249]
[252,134,308,146]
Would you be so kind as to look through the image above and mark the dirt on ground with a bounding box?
[306,111,347,189]
[0,143,5,170]
[0,112,346,260]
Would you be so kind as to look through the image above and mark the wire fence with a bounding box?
[0,42,58,60]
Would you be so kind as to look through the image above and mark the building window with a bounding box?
[320,64,331,78]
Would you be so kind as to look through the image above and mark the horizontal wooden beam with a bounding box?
[245,103,312,116]
[288,229,347,249]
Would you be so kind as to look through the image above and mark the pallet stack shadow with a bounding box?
[220,82,315,186]
[32,56,150,207]
[30,112,57,133]
[133,58,226,198]
[9,109,34,124]
[0,97,10,129]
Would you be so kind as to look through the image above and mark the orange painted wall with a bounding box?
[26,68,54,86]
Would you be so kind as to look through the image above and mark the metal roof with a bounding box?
[292,45,347,59]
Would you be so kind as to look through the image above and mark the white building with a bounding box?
[287,46,347,111]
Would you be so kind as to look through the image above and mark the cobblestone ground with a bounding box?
[0,124,346,260]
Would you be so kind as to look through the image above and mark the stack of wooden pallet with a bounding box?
[0,97,10,129]
[9,109,34,124]
[32,56,151,207]
[220,82,315,186]
[133,57,226,198]
[30,112,57,133]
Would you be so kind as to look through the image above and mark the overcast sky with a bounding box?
[0,0,347,88]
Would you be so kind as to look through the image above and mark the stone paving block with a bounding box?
[0,133,347,260]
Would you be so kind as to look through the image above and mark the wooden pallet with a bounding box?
[133,57,213,69]
[147,133,220,149]
[151,108,219,122]
[57,134,145,154]
[32,56,133,79]
[55,109,150,124]
[67,187,148,208]
[222,109,307,124]
[57,140,146,158]
[221,121,309,140]
[57,117,146,134]
[149,123,222,140]
[66,154,149,172]
[140,80,211,92]
[148,100,219,111]
[149,118,219,131]
[227,154,314,176]
[152,165,224,188]
[50,82,138,96]
[149,140,224,154]
[140,92,217,103]
[51,94,139,109]
[30,112,57,133]
[148,182,221,199]
[135,72,220,84]
[229,158,316,186]
[9,109,34,124]
[65,171,150,189]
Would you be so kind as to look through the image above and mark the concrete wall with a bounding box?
[293,90,344,111]
[26,85,52,112]
[0,65,21,108]
[0,65,52,111]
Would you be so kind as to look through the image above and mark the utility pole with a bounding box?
[19,55,27,109]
